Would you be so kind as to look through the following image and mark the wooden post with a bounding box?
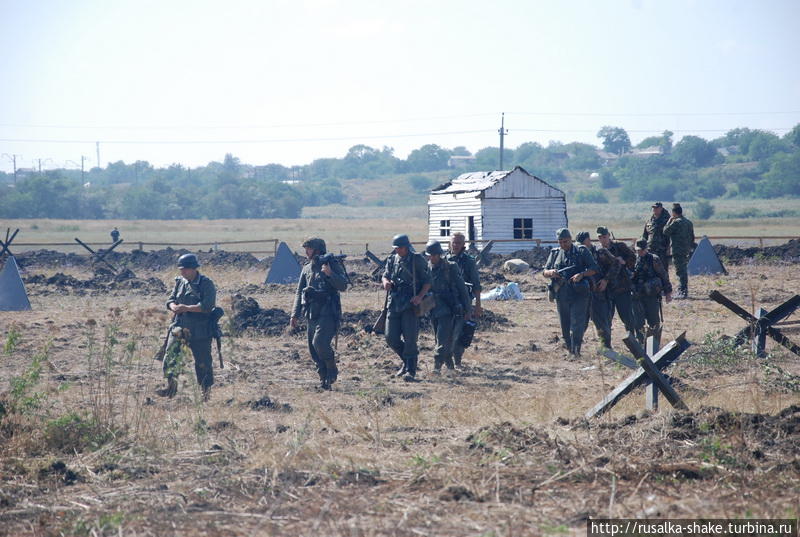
[624,335,688,411]
[645,335,659,411]
[138,241,143,251]
[753,307,768,357]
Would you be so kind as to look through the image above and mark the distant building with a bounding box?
[447,155,477,169]
[428,166,567,254]
[629,147,663,158]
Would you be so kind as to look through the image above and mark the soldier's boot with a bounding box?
[634,329,645,346]
[395,358,408,377]
[433,357,443,374]
[325,360,338,387]
[202,385,211,402]
[599,331,612,350]
[156,377,178,398]
[572,344,582,358]
[404,356,418,381]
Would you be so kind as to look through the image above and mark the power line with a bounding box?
[510,110,800,117]
[0,127,794,146]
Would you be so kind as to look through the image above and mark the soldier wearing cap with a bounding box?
[543,228,599,357]
[446,232,482,368]
[663,203,695,298]
[642,202,670,269]
[290,237,348,390]
[382,234,431,380]
[158,253,217,400]
[576,231,612,349]
[595,226,637,346]
[426,240,471,373]
[632,240,672,346]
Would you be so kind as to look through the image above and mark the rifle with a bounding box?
[371,289,389,335]
[210,306,225,369]
[546,265,580,302]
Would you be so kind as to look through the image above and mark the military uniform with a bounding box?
[600,240,637,340]
[164,271,217,394]
[544,243,600,356]
[429,257,471,371]
[291,254,348,389]
[581,242,612,349]
[642,211,670,268]
[632,250,672,344]
[446,250,481,366]
[663,214,695,297]
[383,251,430,378]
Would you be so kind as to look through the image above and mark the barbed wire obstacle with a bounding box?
[0,228,20,258]
[709,290,800,357]
[74,237,123,273]
[587,332,690,418]
[0,256,31,311]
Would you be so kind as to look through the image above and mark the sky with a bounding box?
[1,0,799,173]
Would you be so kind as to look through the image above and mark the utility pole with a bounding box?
[38,158,42,173]
[2,154,18,184]
[498,112,508,170]
[96,142,101,168]
[81,155,86,183]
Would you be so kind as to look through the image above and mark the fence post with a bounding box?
[138,241,143,251]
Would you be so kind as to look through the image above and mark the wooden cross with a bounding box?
[708,290,800,357]
[588,332,690,418]
[0,228,20,257]
[364,249,388,278]
[74,237,124,273]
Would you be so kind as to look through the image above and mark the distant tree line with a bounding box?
[2,124,798,219]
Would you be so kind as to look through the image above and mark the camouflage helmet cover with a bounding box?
[302,237,327,255]
[391,234,412,248]
[424,240,444,256]
[177,253,200,269]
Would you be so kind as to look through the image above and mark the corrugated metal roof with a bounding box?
[431,169,513,195]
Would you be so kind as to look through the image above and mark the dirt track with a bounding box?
[1,251,799,536]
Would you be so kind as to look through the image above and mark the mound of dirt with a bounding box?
[339,309,383,335]
[16,250,88,269]
[24,268,167,295]
[715,239,800,264]
[230,294,291,336]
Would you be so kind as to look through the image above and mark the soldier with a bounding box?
[158,253,217,401]
[426,240,471,374]
[382,234,431,380]
[631,240,673,345]
[663,202,695,298]
[110,227,120,243]
[642,202,670,269]
[595,226,637,345]
[543,228,599,358]
[576,231,611,349]
[446,232,482,368]
[290,238,348,390]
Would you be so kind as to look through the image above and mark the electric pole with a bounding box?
[2,154,18,184]
[96,142,101,168]
[81,155,86,183]
[498,112,508,170]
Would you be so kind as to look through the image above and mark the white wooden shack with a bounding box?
[427,166,567,254]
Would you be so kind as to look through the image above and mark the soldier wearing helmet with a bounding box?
[382,234,431,380]
[158,253,217,400]
[290,237,348,390]
[446,231,482,369]
[426,240,471,374]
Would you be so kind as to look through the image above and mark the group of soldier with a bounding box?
[543,201,695,358]
[153,201,695,396]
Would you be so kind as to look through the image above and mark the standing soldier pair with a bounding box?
[543,228,599,358]
[663,203,695,299]
[290,238,348,390]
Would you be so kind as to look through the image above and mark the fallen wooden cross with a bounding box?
[0,228,20,258]
[364,249,388,278]
[588,332,690,418]
[75,237,124,273]
[709,290,800,357]
[475,240,495,267]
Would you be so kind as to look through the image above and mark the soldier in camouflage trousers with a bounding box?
[595,226,637,346]
[632,240,673,346]
[663,203,695,298]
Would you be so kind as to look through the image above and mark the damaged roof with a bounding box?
[431,169,514,195]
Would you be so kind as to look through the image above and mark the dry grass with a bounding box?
[0,257,799,536]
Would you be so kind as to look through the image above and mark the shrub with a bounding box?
[694,200,715,220]
[574,190,609,203]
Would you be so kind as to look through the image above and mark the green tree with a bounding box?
[406,144,451,172]
[694,200,715,220]
[597,126,631,155]
[407,174,433,192]
[785,123,800,147]
[672,135,718,167]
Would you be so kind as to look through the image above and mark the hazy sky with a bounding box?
[1,0,798,173]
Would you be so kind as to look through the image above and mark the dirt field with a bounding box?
[1,251,799,537]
